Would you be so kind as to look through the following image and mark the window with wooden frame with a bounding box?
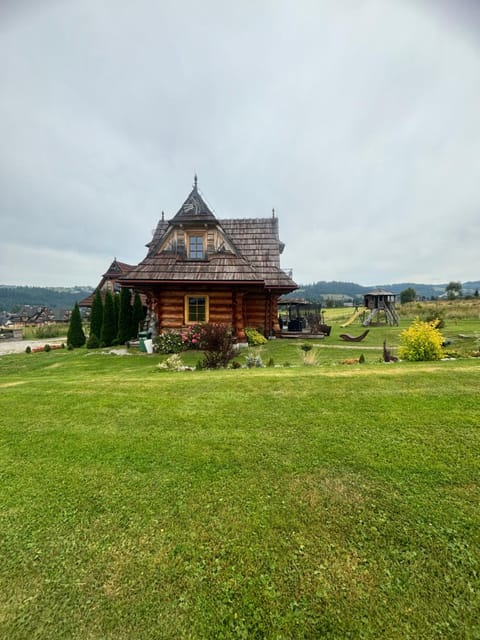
[185,295,209,323]
[188,234,205,259]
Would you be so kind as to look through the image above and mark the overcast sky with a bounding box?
[1,0,479,288]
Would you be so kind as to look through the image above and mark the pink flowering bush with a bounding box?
[180,324,205,350]
[152,324,235,364]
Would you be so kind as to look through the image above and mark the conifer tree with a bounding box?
[67,302,86,348]
[89,289,103,340]
[132,292,145,339]
[113,292,120,339]
[100,290,116,347]
[117,287,133,344]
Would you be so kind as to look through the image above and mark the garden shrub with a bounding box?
[153,331,185,354]
[398,318,445,361]
[86,333,100,349]
[25,346,31,354]
[157,354,185,371]
[44,344,51,352]
[245,327,267,346]
[245,349,263,368]
[180,324,205,350]
[200,323,235,369]
[303,349,318,366]
[425,311,445,329]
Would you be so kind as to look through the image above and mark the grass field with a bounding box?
[1,314,479,639]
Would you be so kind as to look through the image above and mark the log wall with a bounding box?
[148,286,280,338]
[244,292,268,333]
[154,289,234,329]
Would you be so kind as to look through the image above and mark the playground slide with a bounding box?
[340,308,363,328]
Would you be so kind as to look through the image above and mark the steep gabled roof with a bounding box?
[120,252,262,283]
[170,178,217,225]
[79,259,135,307]
[220,218,293,288]
[102,259,134,278]
[121,184,297,291]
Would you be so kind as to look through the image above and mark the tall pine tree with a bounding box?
[89,289,103,340]
[100,290,116,347]
[117,287,133,344]
[67,302,86,348]
[132,292,145,338]
[113,292,120,340]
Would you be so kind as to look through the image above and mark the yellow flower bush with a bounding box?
[398,318,445,361]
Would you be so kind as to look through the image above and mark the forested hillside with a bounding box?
[1,279,478,311]
[289,280,480,302]
[0,286,92,311]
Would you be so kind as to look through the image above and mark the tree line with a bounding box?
[67,289,146,348]
[0,286,92,312]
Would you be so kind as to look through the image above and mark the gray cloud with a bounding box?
[1,0,479,287]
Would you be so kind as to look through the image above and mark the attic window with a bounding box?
[189,235,204,259]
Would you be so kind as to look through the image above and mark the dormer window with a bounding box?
[189,234,204,259]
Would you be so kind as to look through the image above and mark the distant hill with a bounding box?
[1,280,478,312]
[288,280,480,302]
[0,285,93,312]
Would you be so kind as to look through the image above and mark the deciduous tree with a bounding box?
[400,287,416,304]
[445,281,462,299]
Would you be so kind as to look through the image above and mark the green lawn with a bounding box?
[1,326,480,639]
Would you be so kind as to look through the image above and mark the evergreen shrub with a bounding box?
[117,287,133,344]
[67,302,86,348]
[132,292,145,338]
[90,290,103,340]
[100,291,116,347]
[86,333,100,349]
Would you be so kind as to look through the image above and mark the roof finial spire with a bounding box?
[161,210,165,221]
[272,207,275,218]
[194,173,198,190]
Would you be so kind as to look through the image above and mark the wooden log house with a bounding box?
[79,259,135,308]
[119,179,298,339]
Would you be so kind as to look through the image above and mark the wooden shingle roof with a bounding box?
[121,186,297,292]
[121,253,262,283]
[170,180,217,225]
[79,259,135,306]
